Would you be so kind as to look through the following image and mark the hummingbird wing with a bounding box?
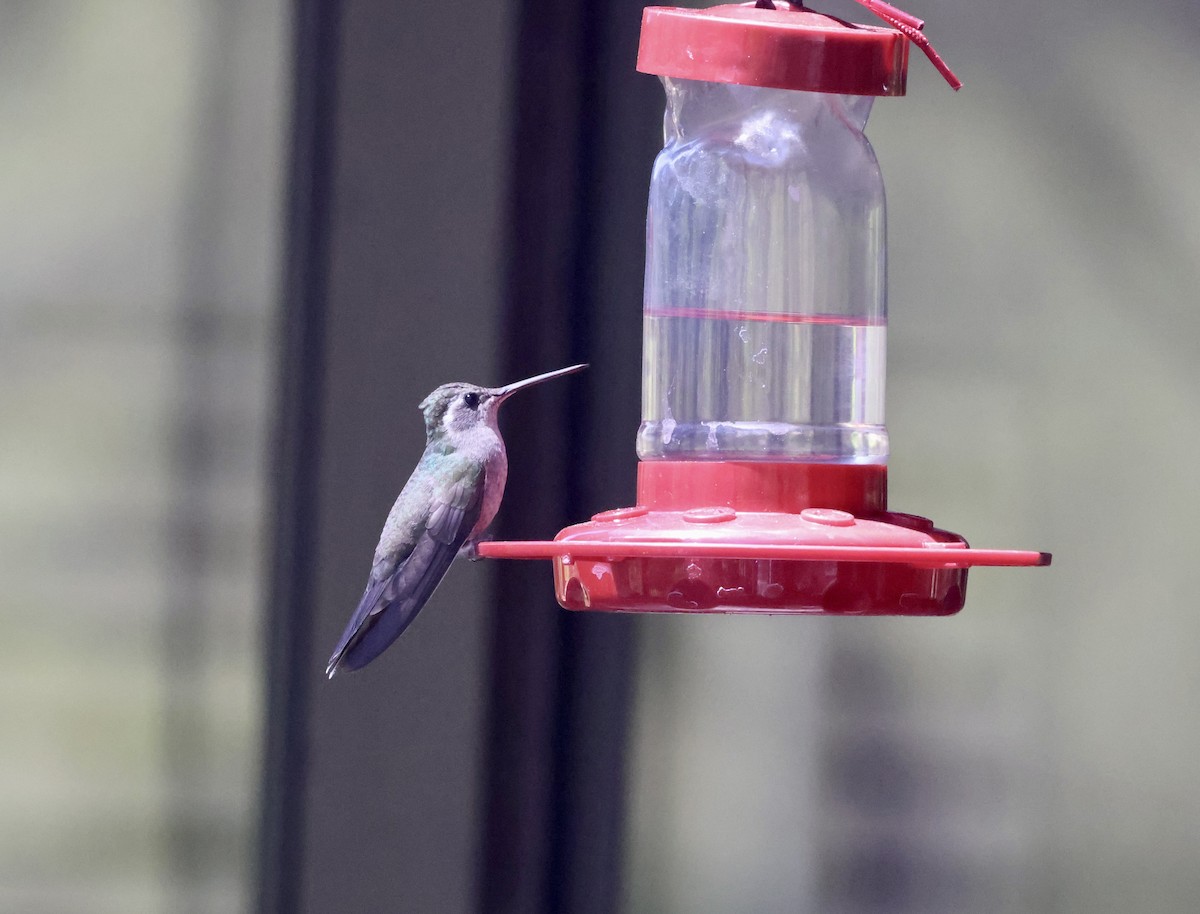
[325,462,485,677]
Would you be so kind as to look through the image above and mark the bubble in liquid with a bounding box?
[752,348,768,364]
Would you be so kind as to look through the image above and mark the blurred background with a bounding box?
[0,2,284,911]
[1,1,1197,913]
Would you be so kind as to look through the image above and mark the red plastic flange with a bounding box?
[479,463,1050,615]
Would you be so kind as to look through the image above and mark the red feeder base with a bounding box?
[479,462,1050,615]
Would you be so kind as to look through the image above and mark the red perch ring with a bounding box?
[479,463,1050,615]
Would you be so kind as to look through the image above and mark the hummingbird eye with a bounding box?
[462,391,480,410]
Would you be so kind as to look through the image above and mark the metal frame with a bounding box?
[258,1,654,911]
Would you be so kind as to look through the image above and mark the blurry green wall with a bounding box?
[0,2,286,911]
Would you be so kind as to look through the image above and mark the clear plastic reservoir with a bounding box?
[638,77,888,463]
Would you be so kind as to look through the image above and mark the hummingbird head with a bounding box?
[419,364,587,441]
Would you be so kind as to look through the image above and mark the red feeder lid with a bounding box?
[637,2,910,96]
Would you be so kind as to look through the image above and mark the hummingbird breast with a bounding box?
[451,422,507,542]
[476,447,508,540]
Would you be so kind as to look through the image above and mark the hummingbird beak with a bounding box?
[494,363,587,403]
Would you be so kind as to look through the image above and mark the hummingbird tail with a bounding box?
[324,530,463,676]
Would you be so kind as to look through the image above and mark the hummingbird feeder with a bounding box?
[481,0,1049,614]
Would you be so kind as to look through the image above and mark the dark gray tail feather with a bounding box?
[325,531,461,677]
[325,576,390,678]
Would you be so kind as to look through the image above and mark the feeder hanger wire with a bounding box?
[754,0,963,89]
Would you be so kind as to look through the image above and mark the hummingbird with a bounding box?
[325,363,587,678]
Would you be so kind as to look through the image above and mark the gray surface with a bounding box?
[295,1,516,912]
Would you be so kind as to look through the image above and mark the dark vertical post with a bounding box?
[477,0,590,899]
[480,0,659,911]
[256,2,341,911]
[549,3,665,911]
